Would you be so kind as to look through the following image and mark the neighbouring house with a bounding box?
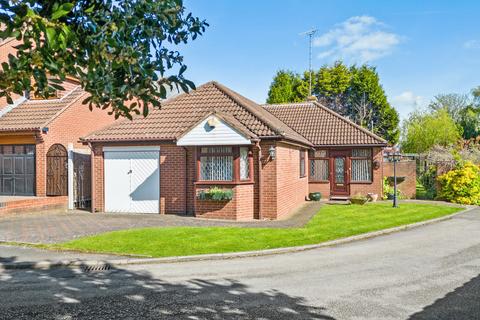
[0,39,116,215]
[82,81,387,220]
[0,78,116,200]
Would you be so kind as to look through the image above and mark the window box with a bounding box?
[197,187,234,201]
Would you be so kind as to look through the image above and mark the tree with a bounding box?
[401,109,461,154]
[458,106,480,140]
[266,61,400,144]
[429,93,470,123]
[0,0,208,118]
[266,70,303,104]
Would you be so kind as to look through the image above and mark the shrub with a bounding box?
[382,177,403,200]
[437,161,480,205]
[197,187,234,201]
[417,165,437,199]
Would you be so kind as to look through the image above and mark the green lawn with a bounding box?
[56,202,462,257]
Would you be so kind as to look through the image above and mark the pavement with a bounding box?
[0,202,321,243]
[0,207,479,319]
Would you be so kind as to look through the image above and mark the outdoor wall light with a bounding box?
[268,145,276,160]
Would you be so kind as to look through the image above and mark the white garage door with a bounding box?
[104,147,160,213]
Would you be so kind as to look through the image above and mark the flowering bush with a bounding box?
[437,161,480,205]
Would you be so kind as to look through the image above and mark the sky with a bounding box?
[180,0,480,121]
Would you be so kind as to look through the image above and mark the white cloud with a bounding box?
[390,91,425,119]
[464,40,480,49]
[314,16,402,63]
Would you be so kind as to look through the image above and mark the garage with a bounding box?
[104,146,160,213]
[0,145,35,196]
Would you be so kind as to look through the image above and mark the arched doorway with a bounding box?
[47,144,68,196]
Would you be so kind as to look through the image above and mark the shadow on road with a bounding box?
[409,273,480,320]
[0,256,335,320]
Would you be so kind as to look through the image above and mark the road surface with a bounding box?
[1,208,479,319]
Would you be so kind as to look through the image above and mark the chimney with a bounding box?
[306,95,318,102]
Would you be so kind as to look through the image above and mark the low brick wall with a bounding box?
[0,196,68,216]
[194,184,254,220]
[383,160,417,199]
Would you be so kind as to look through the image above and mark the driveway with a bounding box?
[0,207,479,319]
[0,202,320,243]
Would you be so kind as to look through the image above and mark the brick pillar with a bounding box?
[35,140,46,197]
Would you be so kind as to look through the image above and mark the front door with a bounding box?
[330,150,349,196]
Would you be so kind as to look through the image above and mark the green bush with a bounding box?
[418,165,437,199]
[437,161,480,205]
[382,177,403,200]
[197,187,234,201]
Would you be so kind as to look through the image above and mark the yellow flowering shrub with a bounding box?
[437,161,480,205]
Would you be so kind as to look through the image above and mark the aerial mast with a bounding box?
[299,28,318,97]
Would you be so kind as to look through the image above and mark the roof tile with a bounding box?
[264,102,387,146]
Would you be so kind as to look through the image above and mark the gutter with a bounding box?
[256,141,263,220]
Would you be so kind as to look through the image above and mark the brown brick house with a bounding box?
[0,78,116,198]
[83,81,387,220]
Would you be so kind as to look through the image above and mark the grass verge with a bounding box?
[52,202,462,258]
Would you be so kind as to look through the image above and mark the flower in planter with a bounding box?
[197,187,234,201]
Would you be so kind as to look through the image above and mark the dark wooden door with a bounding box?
[330,150,350,196]
[47,144,68,196]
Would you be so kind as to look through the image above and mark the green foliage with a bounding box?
[458,106,480,140]
[266,61,400,144]
[437,161,480,205]
[197,187,234,201]
[382,177,403,200]
[266,70,303,104]
[417,166,437,200]
[0,0,208,119]
[401,109,461,154]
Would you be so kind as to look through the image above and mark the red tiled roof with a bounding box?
[0,87,86,132]
[83,81,313,146]
[264,102,387,146]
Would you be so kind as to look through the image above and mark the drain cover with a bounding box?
[80,264,112,272]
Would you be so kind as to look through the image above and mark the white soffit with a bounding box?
[177,115,251,146]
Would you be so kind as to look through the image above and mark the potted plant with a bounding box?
[309,192,322,201]
[350,194,369,205]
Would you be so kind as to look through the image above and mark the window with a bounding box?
[197,146,252,182]
[310,159,329,181]
[300,150,306,178]
[199,147,234,181]
[239,147,250,180]
[351,149,372,182]
[309,150,329,181]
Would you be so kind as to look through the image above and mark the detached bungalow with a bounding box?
[83,81,387,220]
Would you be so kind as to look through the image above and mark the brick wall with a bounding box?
[275,142,308,219]
[309,147,384,199]
[0,38,23,111]
[159,145,186,214]
[383,160,417,199]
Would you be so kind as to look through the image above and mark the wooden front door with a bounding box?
[47,144,68,196]
[330,150,350,196]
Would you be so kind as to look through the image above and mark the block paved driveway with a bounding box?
[0,203,320,244]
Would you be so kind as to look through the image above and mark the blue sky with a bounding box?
[180,0,479,120]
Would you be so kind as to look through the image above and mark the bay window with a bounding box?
[198,146,252,182]
[351,149,372,182]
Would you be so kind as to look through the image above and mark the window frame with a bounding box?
[309,149,330,183]
[196,146,254,184]
[350,148,373,183]
[299,149,306,178]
